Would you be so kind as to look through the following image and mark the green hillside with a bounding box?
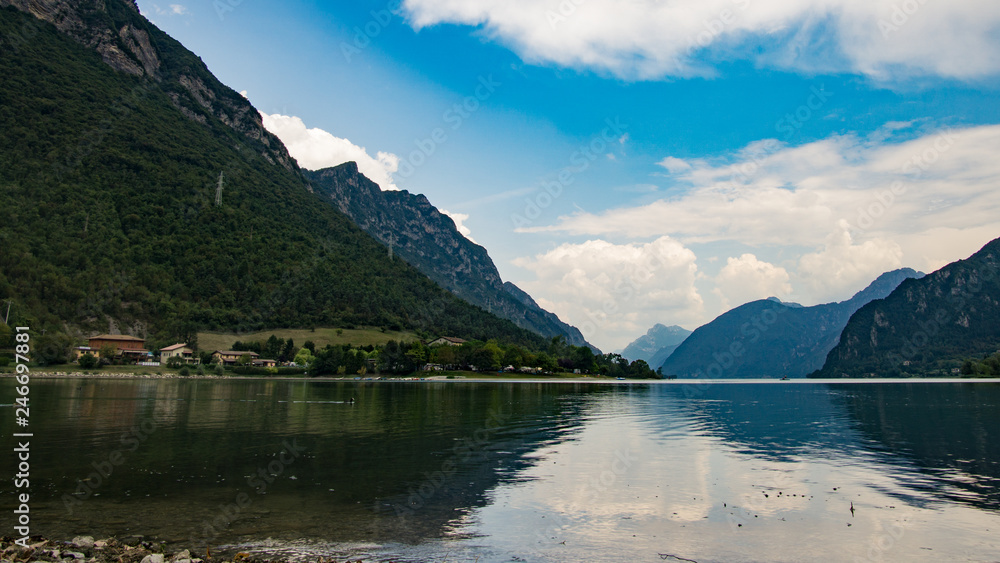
[0,4,545,361]
[813,237,1000,378]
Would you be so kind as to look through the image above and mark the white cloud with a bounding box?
[658,156,692,174]
[713,254,792,311]
[260,113,401,191]
[797,227,904,304]
[169,4,188,15]
[521,125,1000,269]
[512,237,704,350]
[518,123,1000,330]
[401,0,1000,80]
[440,209,478,244]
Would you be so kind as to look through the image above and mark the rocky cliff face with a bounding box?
[0,0,295,172]
[815,239,1000,377]
[305,164,596,350]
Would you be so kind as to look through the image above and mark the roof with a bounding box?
[434,336,467,344]
[90,334,145,342]
[160,343,190,351]
[213,350,260,357]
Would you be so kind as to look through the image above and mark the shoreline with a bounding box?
[3,372,1000,384]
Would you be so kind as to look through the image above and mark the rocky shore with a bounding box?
[0,537,316,563]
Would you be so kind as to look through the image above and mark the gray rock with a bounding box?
[65,552,86,560]
[140,554,165,563]
[72,536,95,549]
[169,550,190,563]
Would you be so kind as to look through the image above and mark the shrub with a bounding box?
[78,353,99,370]
[178,366,191,377]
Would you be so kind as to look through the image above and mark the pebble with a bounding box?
[72,536,95,549]
[140,554,165,563]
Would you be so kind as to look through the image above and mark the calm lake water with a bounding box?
[2,378,999,562]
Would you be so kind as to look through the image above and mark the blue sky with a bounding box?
[140,0,1000,351]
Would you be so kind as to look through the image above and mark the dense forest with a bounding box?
[0,5,549,364]
[813,237,1000,378]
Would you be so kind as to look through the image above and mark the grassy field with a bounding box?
[197,327,420,352]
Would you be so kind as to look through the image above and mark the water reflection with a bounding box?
[1,379,998,562]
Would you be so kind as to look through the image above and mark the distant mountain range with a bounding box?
[305,164,596,351]
[621,324,691,364]
[814,237,1000,378]
[659,268,923,378]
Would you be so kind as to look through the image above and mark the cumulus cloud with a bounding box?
[522,124,1000,273]
[512,237,704,350]
[713,254,792,311]
[261,113,401,191]
[440,209,477,244]
[401,0,1000,80]
[797,227,904,304]
[515,124,1000,327]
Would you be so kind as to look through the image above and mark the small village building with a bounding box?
[85,334,150,363]
[252,358,277,368]
[212,350,260,366]
[160,343,197,364]
[429,336,467,347]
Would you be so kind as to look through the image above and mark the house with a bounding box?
[212,350,260,366]
[86,334,151,363]
[252,358,277,368]
[429,336,467,347]
[74,346,97,360]
[160,343,197,364]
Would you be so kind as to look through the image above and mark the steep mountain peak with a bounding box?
[622,323,692,363]
[304,164,597,350]
[843,267,925,307]
[1,0,296,172]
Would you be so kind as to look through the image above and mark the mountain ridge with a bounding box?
[622,324,691,363]
[659,268,923,378]
[0,1,548,359]
[814,238,1000,377]
[304,163,597,351]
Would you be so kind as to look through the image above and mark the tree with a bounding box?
[303,340,316,353]
[281,338,296,362]
[294,347,314,367]
[78,353,99,369]
[98,343,117,365]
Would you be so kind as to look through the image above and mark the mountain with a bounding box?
[0,1,548,358]
[659,268,923,378]
[304,164,597,351]
[814,238,1000,378]
[621,324,691,363]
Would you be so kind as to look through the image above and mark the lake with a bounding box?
[2,378,999,562]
